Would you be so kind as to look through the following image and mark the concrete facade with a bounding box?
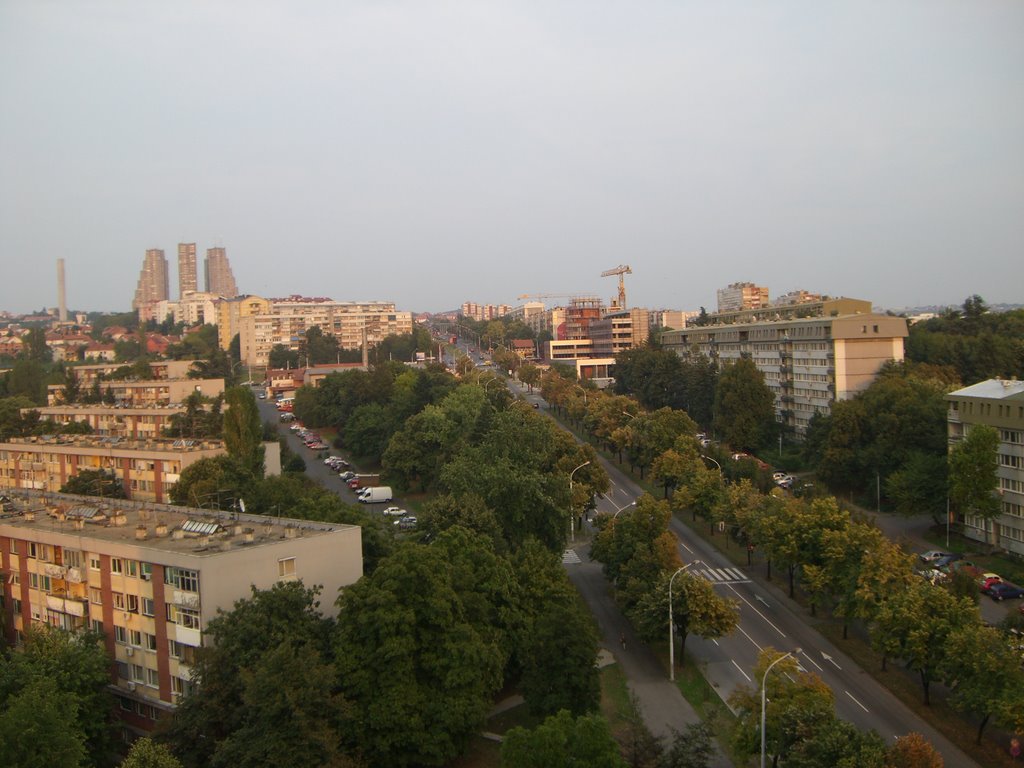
[946,379,1024,556]
[25,405,188,441]
[662,313,908,434]
[0,489,362,736]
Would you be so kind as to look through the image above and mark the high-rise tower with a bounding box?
[132,249,169,319]
[57,258,67,323]
[178,243,197,297]
[205,247,238,297]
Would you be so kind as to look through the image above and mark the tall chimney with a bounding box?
[57,258,67,323]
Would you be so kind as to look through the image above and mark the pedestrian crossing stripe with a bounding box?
[562,549,582,565]
[694,567,750,584]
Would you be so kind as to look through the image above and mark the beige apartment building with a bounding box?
[204,247,238,298]
[216,294,271,351]
[589,308,651,357]
[132,250,170,322]
[0,489,362,736]
[946,379,1024,557]
[152,291,220,327]
[238,299,413,368]
[26,405,188,441]
[716,282,769,313]
[0,436,226,503]
[177,243,197,297]
[662,313,908,434]
[67,361,195,388]
[48,378,225,408]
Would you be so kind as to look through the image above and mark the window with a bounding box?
[145,633,157,651]
[64,549,82,568]
[111,558,123,575]
[142,598,155,617]
[126,595,139,613]
[91,619,103,634]
[119,695,133,711]
[175,607,201,630]
[164,567,199,592]
[132,664,146,682]
[278,557,296,578]
[114,626,127,644]
[147,668,160,687]
[29,573,51,592]
[129,629,142,647]
[89,587,102,604]
[140,562,153,581]
[125,560,137,577]
[90,556,101,571]
[112,592,125,610]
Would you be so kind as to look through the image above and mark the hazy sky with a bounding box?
[2,1,1022,316]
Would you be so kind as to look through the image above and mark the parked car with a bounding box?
[339,471,355,481]
[932,553,964,569]
[395,515,418,530]
[731,453,750,461]
[984,582,1024,601]
[382,506,407,517]
[772,471,787,482]
[919,550,953,564]
[977,573,1002,589]
[775,475,795,489]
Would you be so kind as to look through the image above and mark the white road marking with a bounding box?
[731,659,752,682]
[695,567,751,585]
[755,595,770,607]
[677,540,695,555]
[822,652,842,671]
[799,649,824,672]
[562,549,581,564]
[727,584,788,638]
[735,623,764,652]
[845,690,869,713]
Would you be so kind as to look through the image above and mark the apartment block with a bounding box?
[152,292,220,327]
[238,298,413,368]
[204,247,238,298]
[716,282,769,313]
[0,489,362,736]
[662,313,908,434]
[177,243,197,297]
[216,295,270,352]
[66,361,194,389]
[946,379,1024,557]
[0,436,226,503]
[132,250,169,321]
[590,308,651,357]
[25,405,188,441]
[48,378,225,408]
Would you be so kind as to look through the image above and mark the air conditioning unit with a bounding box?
[125,647,134,657]
[140,574,151,582]
[127,682,136,691]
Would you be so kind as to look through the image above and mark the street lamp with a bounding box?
[568,461,590,543]
[612,500,635,519]
[700,455,722,473]
[668,560,701,681]
[761,648,801,768]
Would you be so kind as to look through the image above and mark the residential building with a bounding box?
[707,297,871,327]
[716,282,769,313]
[204,247,238,298]
[0,436,227,503]
[662,313,908,434]
[65,361,194,389]
[590,308,650,357]
[0,489,362,738]
[47,378,224,407]
[238,298,413,368]
[946,379,1024,556]
[25,405,188,441]
[132,250,169,321]
[648,310,694,332]
[560,297,604,341]
[216,295,270,352]
[177,243,197,297]
[152,292,220,328]
[460,302,511,321]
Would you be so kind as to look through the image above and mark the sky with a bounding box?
[1,1,1022,316]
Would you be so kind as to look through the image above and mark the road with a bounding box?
[586,444,980,766]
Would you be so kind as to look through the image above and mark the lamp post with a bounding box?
[700,455,722,473]
[761,648,801,768]
[668,560,700,681]
[612,500,635,518]
[568,461,590,543]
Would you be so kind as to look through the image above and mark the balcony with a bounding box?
[172,591,200,609]
[44,564,67,579]
[46,593,87,617]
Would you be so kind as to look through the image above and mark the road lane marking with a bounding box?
[845,690,869,713]
[694,567,751,585]
[735,623,764,652]
[562,549,581,564]
[731,660,752,682]
[799,649,823,672]
[822,652,842,671]
[755,595,770,607]
[726,584,788,638]
[677,540,695,555]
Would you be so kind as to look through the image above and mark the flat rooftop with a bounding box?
[0,435,223,453]
[0,489,355,555]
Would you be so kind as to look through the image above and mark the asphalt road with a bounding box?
[589,449,980,766]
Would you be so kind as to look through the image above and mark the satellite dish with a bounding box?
[239,499,246,513]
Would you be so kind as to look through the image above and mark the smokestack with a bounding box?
[57,258,67,323]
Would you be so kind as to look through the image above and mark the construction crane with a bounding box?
[601,265,632,310]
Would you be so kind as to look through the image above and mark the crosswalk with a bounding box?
[562,549,582,565]
[693,566,750,585]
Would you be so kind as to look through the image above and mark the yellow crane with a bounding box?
[601,265,632,309]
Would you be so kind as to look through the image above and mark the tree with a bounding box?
[885,732,944,768]
[659,722,716,768]
[630,569,738,669]
[0,678,89,768]
[268,343,299,369]
[21,327,51,362]
[784,719,887,768]
[501,710,627,768]
[940,623,1024,744]
[334,543,504,768]
[948,424,1000,547]
[222,386,265,477]
[159,582,334,768]
[712,357,775,451]
[5,360,48,404]
[168,455,251,509]
[120,738,183,768]
[518,363,541,393]
[60,468,127,499]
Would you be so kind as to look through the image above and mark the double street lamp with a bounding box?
[668,560,701,681]
[612,500,635,519]
[761,648,801,768]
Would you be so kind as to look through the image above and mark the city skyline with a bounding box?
[2,2,1021,315]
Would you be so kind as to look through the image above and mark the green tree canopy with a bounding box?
[712,357,775,451]
[501,710,627,768]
